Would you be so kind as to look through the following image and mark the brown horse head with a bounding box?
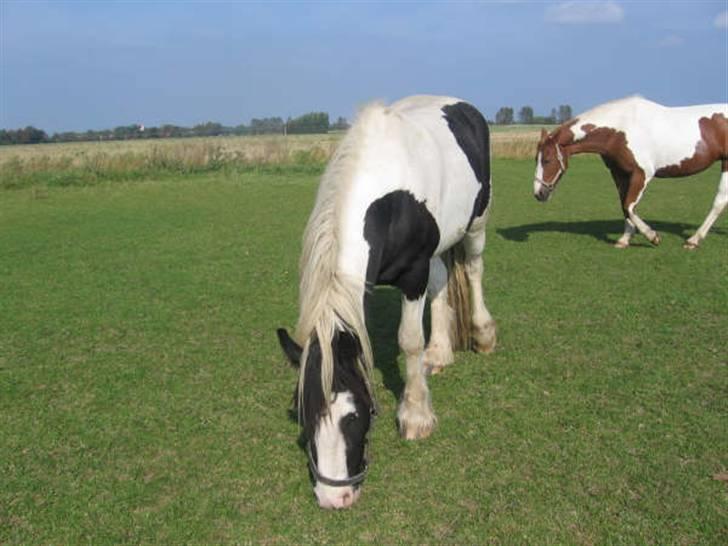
[534,128,569,201]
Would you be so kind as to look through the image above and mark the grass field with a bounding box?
[1,149,726,543]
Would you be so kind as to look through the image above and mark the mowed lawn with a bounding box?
[1,157,726,544]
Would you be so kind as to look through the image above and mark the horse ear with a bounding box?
[540,128,548,142]
[277,328,302,367]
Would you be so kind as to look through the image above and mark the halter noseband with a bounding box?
[306,406,377,488]
[307,443,369,488]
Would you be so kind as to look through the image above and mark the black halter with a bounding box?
[306,406,377,488]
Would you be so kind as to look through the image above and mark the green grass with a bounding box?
[1,157,726,544]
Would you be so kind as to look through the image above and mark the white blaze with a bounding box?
[313,391,359,508]
[534,152,544,194]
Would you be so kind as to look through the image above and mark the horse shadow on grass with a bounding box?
[496,219,726,246]
[366,287,407,402]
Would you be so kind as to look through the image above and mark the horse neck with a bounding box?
[560,122,613,157]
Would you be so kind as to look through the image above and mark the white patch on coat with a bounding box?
[336,95,488,281]
[570,96,728,177]
[313,391,358,508]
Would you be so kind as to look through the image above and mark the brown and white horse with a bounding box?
[533,96,728,248]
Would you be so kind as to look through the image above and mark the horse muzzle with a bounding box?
[533,179,553,202]
[315,483,361,509]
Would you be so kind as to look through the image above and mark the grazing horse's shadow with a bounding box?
[496,219,725,245]
[367,287,406,402]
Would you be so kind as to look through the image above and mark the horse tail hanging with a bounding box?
[443,242,472,351]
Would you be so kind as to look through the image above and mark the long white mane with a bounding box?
[294,104,383,409]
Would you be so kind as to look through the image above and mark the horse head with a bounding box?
[534,128,569,201]
[277,327,374,510]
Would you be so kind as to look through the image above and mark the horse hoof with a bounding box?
[651,234,661,246]
[472,321,496,354]
[400,419,436,441]
[683,240,699,250]
[398,405,437,440]
[423,345,453,375]
[614,241,629,249]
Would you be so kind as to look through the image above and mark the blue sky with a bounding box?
[2,1,727,133]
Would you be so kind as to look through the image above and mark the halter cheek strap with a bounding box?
[536,143,567,188]
[555,142,566,174]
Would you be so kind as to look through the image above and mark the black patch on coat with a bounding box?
[441,102,491,229]
[363,190,440,301]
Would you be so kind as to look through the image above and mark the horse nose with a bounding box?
[533,182,549,202]
[315,486,360,509]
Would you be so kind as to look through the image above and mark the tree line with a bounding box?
[1,103,574,146]
[0,112,351,146]
[494,104,573,125]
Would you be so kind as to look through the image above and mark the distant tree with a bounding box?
[250,117,285,135]
[287,112,329,134]
[558,105,573,123]
[495,107,514,125]
[0,126,49,145]
[330,116,350,131]
[192,122,225,137]
[113,125,140,140]
[518,106,534,125]
[144,126,160,139]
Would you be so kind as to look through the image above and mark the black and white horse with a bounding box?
[277,95,497,509]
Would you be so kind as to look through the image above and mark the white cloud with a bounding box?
[545,1,624,24]
[715,10,728,29]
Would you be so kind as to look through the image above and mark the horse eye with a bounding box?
[344,413,358,424]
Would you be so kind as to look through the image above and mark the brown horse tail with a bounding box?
[443,241,472,351]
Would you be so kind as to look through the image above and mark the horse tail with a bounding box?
[443,242,472,351]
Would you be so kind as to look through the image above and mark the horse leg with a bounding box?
[604,158,641,248]
[684,161,728,249]
[397,294,436,440]
[615,219,637,249]
[424,256,454,375]
[463,225,496,353]
[621,170,661,246]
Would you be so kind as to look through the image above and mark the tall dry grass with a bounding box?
[0,128,546,189]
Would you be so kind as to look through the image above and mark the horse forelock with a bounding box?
[298,328,374,437]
